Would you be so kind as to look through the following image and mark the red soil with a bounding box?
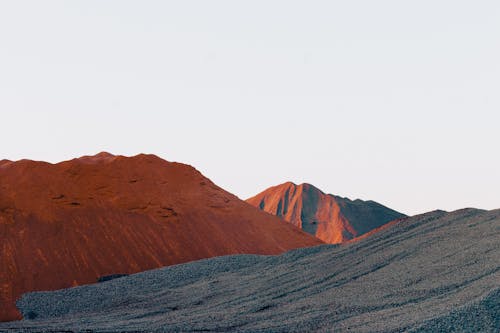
[346,217,408,243]
[0,153,321,321]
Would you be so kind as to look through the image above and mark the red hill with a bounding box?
[247,182,406,244]
[0,154,321,321]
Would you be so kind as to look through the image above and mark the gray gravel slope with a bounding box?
[0,208,499,332]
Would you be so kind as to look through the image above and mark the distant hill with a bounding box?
[247,182,406,244]
[5,208,498,332]
[0,153,321,321]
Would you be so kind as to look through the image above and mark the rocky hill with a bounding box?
[0,153,321,321]
[247,182,406,243]
[2,208,498,332]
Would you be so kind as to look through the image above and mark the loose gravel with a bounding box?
[0,208,498,332]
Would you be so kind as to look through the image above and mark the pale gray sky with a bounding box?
[1,1,499,215]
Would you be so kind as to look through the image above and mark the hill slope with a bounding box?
[247,182,406,243]
[1,208,498,332]
[0,153,321,321]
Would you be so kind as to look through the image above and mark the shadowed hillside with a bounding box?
[0,153,321,321]
[1,208,498,332]
[247,182,406,243]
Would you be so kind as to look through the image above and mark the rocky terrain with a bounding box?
[0,153,321,321]
[1,208,498,332]
[247,182,406,244]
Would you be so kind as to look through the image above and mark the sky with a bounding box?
[1,1,499,215]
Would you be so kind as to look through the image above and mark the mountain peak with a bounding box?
[94,151,114,158]
[0,159,12,168]
[268,182,323,193]
[76,152,118,164]
[247,183,406,244]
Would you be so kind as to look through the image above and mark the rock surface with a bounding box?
[247,182,406,243]
[1,208,498,332]
[0,153,321,321]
